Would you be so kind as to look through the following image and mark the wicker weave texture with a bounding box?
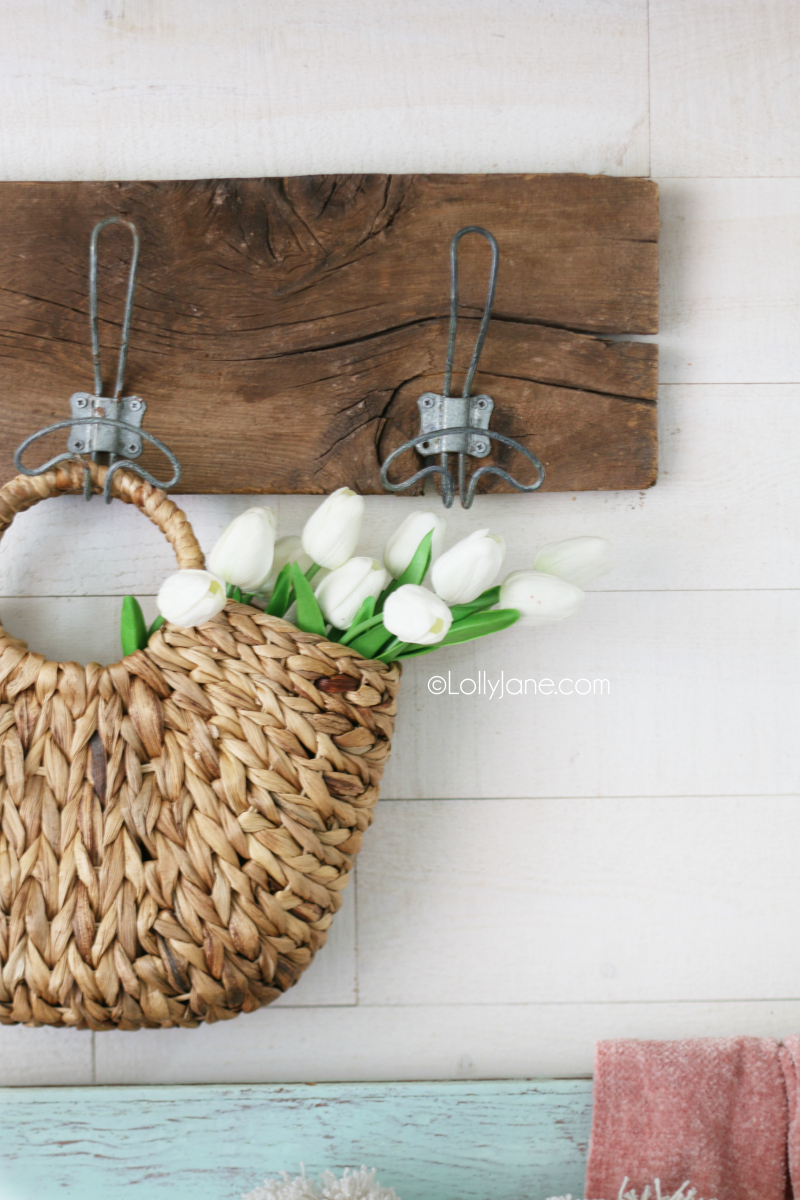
[0,463,400,1030]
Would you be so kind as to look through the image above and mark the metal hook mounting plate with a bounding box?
[12,215,183,503]
[417,392,494,457]
[68,393,145,458]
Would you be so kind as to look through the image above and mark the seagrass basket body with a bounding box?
[0,463,400,1029]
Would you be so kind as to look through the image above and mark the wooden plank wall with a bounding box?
[0,0,799,1121]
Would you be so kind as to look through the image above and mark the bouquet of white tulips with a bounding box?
[119,488,613,660]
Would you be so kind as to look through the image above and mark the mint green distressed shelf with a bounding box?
[0,1079,592,1200]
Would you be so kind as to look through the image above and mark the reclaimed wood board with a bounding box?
[0,175,658,495]
[0,1079,593,1200]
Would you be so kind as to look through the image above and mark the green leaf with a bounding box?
[350,594,376,630]
[377,638,411,663]
[120,596,148,657]
[349,619,394,660]
[292,562,327,636]
[148,614,165,638]
[448,585,501,623]
[340,607,385,647]
[232,586,243,604]
[266,563,294,617]
[397,608,520,660]
[376,530,434,612]
[398,529,434,586]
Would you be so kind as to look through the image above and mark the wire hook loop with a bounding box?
[379,225,544,508]
[442,226,499,401]
[13,216,181,502]
[89,216,140,401]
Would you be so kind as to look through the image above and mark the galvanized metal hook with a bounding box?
[90,216,140,401]
[14,419,182,504]
[443,225,499,401]
[380,225,545,509]
[13,216,182,503]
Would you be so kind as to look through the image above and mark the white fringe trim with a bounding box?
[547,1181,716,1200]
[242,1166,399,1200]
[241,1169,713,1200]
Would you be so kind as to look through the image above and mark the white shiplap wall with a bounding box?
[0,0,799,1085]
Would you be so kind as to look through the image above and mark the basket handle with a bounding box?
[0,460,204,570]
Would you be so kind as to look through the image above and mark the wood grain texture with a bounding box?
[0,175,658,494]
[658,179,800,383]
[0,0,651,180]
[651,0,800,175]
[2,383,800,601]
[0,1080,593,1200]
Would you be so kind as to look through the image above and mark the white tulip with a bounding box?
[499,570,584,625]
[533,536,614,588]
[383,584,453,646]
[302,487,365,569]
[315,557,389,629]
[431,529,505,605]
[383,510,447,580]
[208,507,277,592]
[157,569,227,627]
[260,535,313,595]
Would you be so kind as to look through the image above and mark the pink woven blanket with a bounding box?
[780,1036,800,1197]
[584,1037,790,1200]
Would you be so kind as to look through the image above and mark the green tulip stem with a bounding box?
[340,611,386,646]
[377,637,410,663]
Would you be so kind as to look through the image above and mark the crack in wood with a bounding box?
[0,174,658,493]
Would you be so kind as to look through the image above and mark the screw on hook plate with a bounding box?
[380,225,545,509]
[14,217,182,502]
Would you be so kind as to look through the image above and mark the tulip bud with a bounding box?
[315,557,389,629]
[302,487,365,570]
[383,584,453,646]
[383,510,447,580]
[260,535,313,596]
[157,569,227,628]
[431,529,505,605]
[532,536,613,588]
[208,507,277,592]
[499,570,584,625]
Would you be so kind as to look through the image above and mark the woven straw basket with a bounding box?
[0,461,400,1030]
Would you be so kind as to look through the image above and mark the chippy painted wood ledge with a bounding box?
[0,1079,593,1200]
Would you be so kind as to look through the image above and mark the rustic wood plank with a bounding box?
[0,1080,593,1200]
[0,175,658,494]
